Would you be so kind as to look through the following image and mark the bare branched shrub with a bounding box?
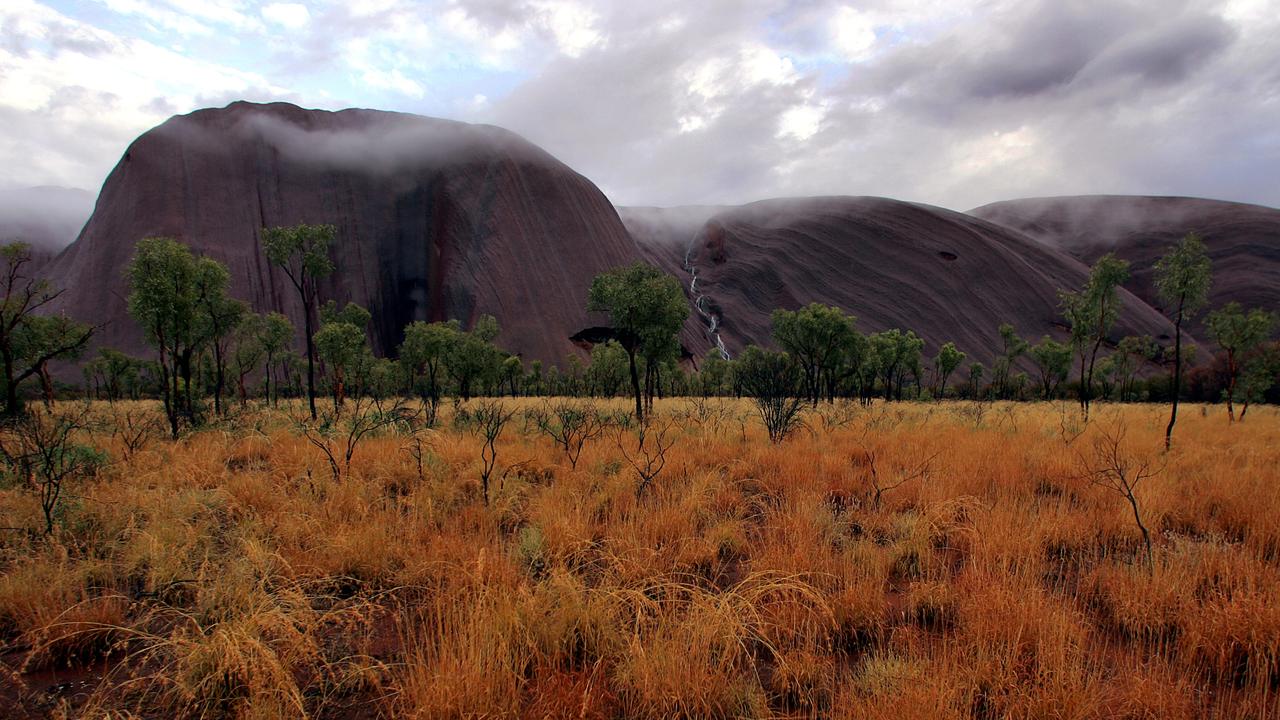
[527,400,609,470]
[1080,425,1163,574]
[298,395,421,481]
[467,399,518,505]
[996,403,1021,434]
[616,418,677,497]
[0,405,106,535]
[110,404,166,461]
[817,400,860,431]
[857,445,939,510]
[401,427,437,487]
[674,396,734,433]
[1056,401,1087,446]
[957,398,992,429]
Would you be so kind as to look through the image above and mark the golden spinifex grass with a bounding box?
[1,398,1278,718]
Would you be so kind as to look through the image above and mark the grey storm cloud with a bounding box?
[3,0,1279,223]
[468,0,1280,210]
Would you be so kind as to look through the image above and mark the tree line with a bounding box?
[0,227,1275,446]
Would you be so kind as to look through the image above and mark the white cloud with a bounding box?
[778,102,826,141]
[342,37,426,98]
[0,0,289,189]
[261,2,311,29]
[532,0,604,57]
[440,7,525,67]
[739,43,799,87]
[678,114,706,133]
[831,6,877,61]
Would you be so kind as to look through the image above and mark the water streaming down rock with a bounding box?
[684,245,730,360]
[618,205,729,363]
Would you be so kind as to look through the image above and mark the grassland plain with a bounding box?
[0,398,1278,719]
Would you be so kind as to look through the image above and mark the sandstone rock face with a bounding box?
[43,101,645,365]
[679,196,1179,363]
[970,196,1280,327]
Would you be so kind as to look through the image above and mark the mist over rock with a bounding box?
[618,205,734,358]
[680,196,1178,363]
[42,101,648,364]
[0,186,95,261]
[970,196,1280,329]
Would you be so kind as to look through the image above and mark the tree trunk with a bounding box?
[264,354,274,406]
[38,362,53,409]
[179,349,195,425]
[627,348,643,422]
[160,346,179,439]
[1077,350,1090,418]
[4,380,19,417]
[212,341,225,416]
[2,347,20,417]
[1225,354,1237,422]
[1164,305,1184,450]
[334,366,345,415]
[304,293,318,420]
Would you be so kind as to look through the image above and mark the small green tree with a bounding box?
[699,350,731,396]
[1154,233,1212,448]
[1205,302,1276,422]
[0,243,95,416]
[400,320,459,423]
[1060,253,1130,419]
[229,313,266,405]
[587,340,628,397]
[193,257,245,416]
[500,356,522,396]
[991,323,1029,399]
[84,348,143,403]
[126,237,206,438]
[771,303,857,405]
[933,342,965,399]
[259,312,294,406]
[526,360,544,396]
[587,263,689,422]
[446,315,502,401]
[1237,343,1279,421]
[262,224,335,420]
[968,362,986,400]
[1029,336,1072,400]
[1113,335,1158,402]
[314,301,371,413]
[870,329,923,401]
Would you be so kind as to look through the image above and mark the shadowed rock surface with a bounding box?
[971,195,1280,328]
[42,101,652,365]
[683,196,1179,363]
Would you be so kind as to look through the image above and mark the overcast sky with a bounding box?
[2,0,1278,211]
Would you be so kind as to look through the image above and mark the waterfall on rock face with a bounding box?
[684,245,729,360]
